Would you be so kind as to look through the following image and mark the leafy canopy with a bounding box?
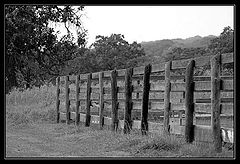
[5,5,87,93]
[91,34,145,71]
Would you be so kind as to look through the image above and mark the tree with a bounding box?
[208,26,234,55]
[208,26,234,76]
[91,34,145,71]
[63,34,146,75]
[64,48,98,75]
[5,5,87,93]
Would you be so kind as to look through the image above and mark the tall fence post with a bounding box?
[85,73,92,127]
[111,70,118,132]
[75,75,80,126]
[123,67,133,134]
[99,72,104,129]
[163,61,171,135]
[56,77,60,123]
[185,60,195,143]
[141,64,151,135]
[211,54,222,153]
[65,76,70,125]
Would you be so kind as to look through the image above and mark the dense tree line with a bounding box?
[5,5,146,93]
[64,34,145,75]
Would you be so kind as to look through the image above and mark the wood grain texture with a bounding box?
[163,61,171,134]
[111,70,119,131]
[141,64,152,135]
[75,75,80,125]
[184,60,195,143]
[65,76,70,125]
[211,54,222,152]
[99,72,104,129]
[85,73,92,127]
[124,68,133,134]
[56,77,60,123]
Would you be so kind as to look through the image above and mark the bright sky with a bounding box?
[54,6,234,47]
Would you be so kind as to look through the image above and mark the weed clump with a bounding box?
[138,134,184,154]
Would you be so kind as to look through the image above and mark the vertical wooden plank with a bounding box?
[56,77,60,123]
[185,60,195,143]
[111,70,118,131]
[75,75,80,126]
[123,68,133,134]
[136,80,140,99]
[211,54,222,152]
[65,76,70,125]
[99,72,104,129]
[141,64,152,135]
[163,61,171,134]
[85,73,92,127]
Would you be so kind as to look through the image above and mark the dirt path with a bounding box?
[6,122,234,158]
[6,123,132,158]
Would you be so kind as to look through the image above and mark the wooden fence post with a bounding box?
[185,60,195,143]
[65,76,70,125]
[141,64,151,135]
[75,75,80,126]
[85,73,92,127]
[56,77,60,123]
[163,61,171,135]
[123,68,133,134]
[111,70,118,132]
[99,72,104,129]
[211,54,222,152]
[136,80,140,99]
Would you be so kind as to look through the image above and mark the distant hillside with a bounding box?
[173,35,216,48]
[141,39,174,59]
[140,35,217,64]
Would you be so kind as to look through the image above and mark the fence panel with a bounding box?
[55,53,234,152]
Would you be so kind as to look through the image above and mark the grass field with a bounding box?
[5,85,234,158]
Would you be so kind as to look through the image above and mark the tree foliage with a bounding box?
[208,26,234,55]
[91,34,145,71]
[5,5,86,93]
[65,34,146,75]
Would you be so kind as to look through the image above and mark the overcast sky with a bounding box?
[54,5,234,47]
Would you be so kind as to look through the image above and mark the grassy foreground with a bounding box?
[5,85,234,158]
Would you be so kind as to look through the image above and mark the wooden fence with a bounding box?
[55,53,234,152]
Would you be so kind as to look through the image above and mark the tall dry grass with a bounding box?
[6,84,57,126]
[6,84,56,107]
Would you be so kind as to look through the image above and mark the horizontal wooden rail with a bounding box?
[194,103,234,115]
[56,52,234,151]
[58,112,233,143]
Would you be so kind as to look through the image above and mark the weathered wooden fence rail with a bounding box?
[55,53,234,152]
